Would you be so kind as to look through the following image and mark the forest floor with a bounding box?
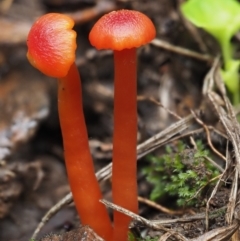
[0,0,240,240]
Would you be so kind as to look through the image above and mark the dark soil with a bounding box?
[0,0,239,240]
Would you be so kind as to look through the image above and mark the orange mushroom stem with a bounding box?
[27,13,112,241]
[112,48,138,241]
[89,10,156,241]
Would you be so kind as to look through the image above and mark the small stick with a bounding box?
[138,196,187,215]
[190,110,227,162]
[151,38,213,62]
[31,193,73,240]
[100,199,188,241]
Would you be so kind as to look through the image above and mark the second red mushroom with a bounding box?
[89,9,156,241]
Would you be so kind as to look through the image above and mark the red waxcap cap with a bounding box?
[89,10,156,51]
[27,13,77,78]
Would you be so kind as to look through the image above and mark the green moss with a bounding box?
[143,141,220,207]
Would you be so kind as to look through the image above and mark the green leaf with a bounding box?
[181,0,240,40]
[181,0,240,64]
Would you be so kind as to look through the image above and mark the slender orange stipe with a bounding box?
[89,10,156,241]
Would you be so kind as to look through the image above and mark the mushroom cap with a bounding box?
[89,10,156,51]
[27,13,77,78]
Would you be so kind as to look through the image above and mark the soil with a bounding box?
[0,0,239,240]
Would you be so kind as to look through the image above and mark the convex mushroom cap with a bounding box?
[27,13,77,78]
[89,9,156,50]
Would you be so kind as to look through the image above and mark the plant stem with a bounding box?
[219,37,232,69]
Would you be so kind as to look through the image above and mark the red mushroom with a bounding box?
[27,13,112,241]
[89,10,156,241]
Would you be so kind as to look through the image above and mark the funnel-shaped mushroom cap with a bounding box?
[27,13,77,78]
[89,10,156,51]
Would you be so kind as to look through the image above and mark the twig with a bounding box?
[31,193,73,240]
[151,38,213,62]
[186,174,222,203]
[190,110,227,162]
[138,196,186,215]
[66,1,116,24]
[151,206,226,226]
[137,95,182,120]
[100,199,188,241]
